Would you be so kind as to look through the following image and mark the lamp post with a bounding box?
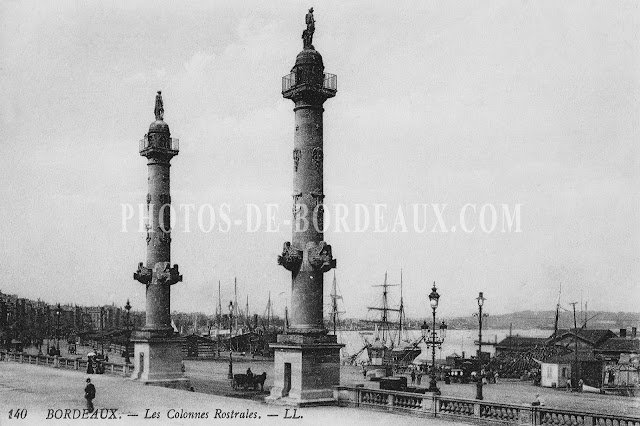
[124,300,131,364]
[474,292,488,400]
[227,301,233,379]
[45,305,50,354]
[36,306,43,355]
[55,303,61,353]
[424,282,447,395]
[100,307,104,356]
[0,297,6,351]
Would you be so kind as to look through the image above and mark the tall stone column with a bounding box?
[131,91,188,388]
[283,46,337,334]
[268,9,343,406]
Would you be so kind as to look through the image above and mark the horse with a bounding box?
[252,372,267,391]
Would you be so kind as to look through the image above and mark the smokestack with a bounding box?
[620,328,627,338]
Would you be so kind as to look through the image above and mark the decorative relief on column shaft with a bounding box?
[292,192,303,217]
[146,194,151,205]
[311,147,323,172]
[134,262,152,284]
[315,204,324,231]
[154,262,182,285]
[278,242,303,272]
[159,194,171,204]
[306,241,336,272]
[293,148,301,172]
[310,191,324,208]
[158,228,171,244]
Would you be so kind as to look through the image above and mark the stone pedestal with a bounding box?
[131,332,189,389]
[266,334,343,406]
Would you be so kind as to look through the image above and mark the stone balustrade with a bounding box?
[0,351,134,377]
[334,385,639,426]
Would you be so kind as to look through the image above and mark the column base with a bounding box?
[130,334,190,390]
[266,334,344,407]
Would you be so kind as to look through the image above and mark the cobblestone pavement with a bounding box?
[0,363,461,426]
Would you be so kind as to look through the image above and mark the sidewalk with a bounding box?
[0,363,463,426]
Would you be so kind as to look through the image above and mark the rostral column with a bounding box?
[131,91,188,388]
[268,8,343,406]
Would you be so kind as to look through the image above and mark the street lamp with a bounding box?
[100,307,104,356]
[474,292,488,400]
[228,301,234,351]
[227,301,233,379]
[425,282,447,395]
[55,303,61,353]
[0,297,6,351]
[45,305,50,354]
[124,300,131,364]
[421,321,429,340]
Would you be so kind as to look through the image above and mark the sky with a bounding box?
[0,0,638,321]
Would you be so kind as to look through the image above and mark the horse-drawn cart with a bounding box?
[231,372,267,391]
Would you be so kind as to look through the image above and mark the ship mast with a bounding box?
[367,272,400,346]
[264,291,272,330]
[245,295,250,328]
[234,278,238,335]
[329,271,344,335]
[553,283,561,347]
[397,269,405,347]
[217,281,222,354]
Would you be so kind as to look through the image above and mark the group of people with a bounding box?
[566,378,585,392]
[410,369,423,385]
[86,352,108,374]
[47,346,61,356]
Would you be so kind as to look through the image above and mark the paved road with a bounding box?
[0,363,461,426]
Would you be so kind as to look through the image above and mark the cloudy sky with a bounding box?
[0,0,638,321]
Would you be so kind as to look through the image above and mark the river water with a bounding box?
[337,328,552,363]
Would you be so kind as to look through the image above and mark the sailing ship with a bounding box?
[359,271,422,377]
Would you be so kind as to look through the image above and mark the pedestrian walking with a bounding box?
[84,378,96,412]
[416,371,422,385]
[494,371,499,384]
[410,370,416,385]
[578,378,584,392]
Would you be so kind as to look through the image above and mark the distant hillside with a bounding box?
[444,310,640,330]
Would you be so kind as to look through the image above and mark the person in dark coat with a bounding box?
[86,357,94,374]
[84,378,96,412]
[410,370,416,384]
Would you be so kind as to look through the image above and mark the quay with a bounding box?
[3,351,639,425]
[0,362,454,426]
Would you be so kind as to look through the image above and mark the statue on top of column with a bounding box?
[302,8,315,49]
[154,91,164,121]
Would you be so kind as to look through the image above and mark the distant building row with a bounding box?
[0,291,144,346]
